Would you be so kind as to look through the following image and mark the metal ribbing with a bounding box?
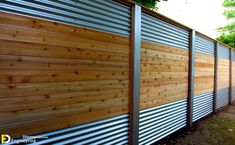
[195,34,215,56]
[217,88,229,109]
[229,48,233,104]
[233,50,235,61]
[139,99,187,145]
[141,12,189,50]
[218,44,229,59]
[233,87,235,102]
[194,34,214,120]
[193,92,213,122]
[233,50,235,101]
[10,114,129,145]
[0,0,131,36]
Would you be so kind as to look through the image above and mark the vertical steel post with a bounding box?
[213,42,219,112]
[187,30,195,127]
[229,48,233,104]
[130,4,141,145]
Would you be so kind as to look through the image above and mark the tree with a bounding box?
[217,0,235,48]
[134,0,160,9]
[217,33,235,48]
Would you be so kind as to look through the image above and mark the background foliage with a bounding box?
[134,0,160,9]
[217,0,235,48]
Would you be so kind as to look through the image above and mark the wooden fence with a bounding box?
[0,0,234,144]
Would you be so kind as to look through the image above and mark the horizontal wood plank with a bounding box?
[0,12,130,137]
[140,41,188,109]
[218,58,229,89]
[194,53,214,96]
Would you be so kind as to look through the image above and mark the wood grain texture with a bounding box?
[140,41,189,110]
[233,62,235,101]
[194,53,214,96]
[218,58,230,89]
[0,12,130,137]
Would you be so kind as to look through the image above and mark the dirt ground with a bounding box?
[155,102,235,145]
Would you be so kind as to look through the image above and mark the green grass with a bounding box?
[200,116,235,145]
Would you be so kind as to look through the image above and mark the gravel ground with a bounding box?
[154,102,235,145]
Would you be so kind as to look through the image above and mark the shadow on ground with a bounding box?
[154,102,235,145]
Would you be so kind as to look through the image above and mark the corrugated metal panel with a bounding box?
[233,50,235,102]
[141,12,190,50]
[218,44,229,59]
[233,50,235,61]
[139,99,187,145]
[195,34,215,56]
[233,87,235,102]
[10,114,129,145]
[233,86,235,102]
[233,50,235,101]
[0,0,131,36]
[217,88,229,109]
[193,92,213,122]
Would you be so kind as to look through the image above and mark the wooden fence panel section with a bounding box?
[194,53,214,96]
[140,41,189,110]
[233,60,235,101]
[233,62,235,86]
[218,58,230,89]
[0,12,131,137]
[233,59,235,86]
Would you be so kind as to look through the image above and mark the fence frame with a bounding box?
[130,4,141,145]
[229,48,233,104]
[187,30,195,127]
[0,0,234,144]
[213,42,219,113]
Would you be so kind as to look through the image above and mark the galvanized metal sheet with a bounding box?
[218,44,229,59]
[233,86,235,102]
[139,99,187,145]
[217,88,229,109]
[193,92,213,122]
[131,4,141,145]
[195,34,215,56]
[233,50,235,101]
[233,50,235,102]
[141,12,190,50]
[9,114,129,145]
[188,30,195,127]
[230,48,233,104]
[213,42,219,112]
[0,0,131,36]
[233,50,235,61]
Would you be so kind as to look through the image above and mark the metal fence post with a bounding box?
[229,48,233,104]
[213,42,219,112]
[130,4,141,145]
[187,30,195,127]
